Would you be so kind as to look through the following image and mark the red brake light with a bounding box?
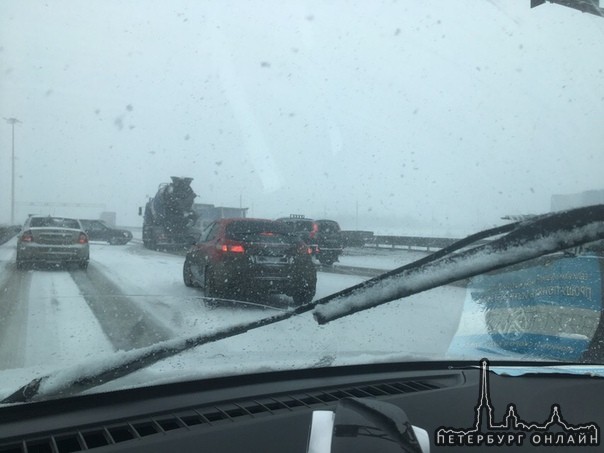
[309,222,319,239]
[20,231,34,243]
[218,240,245,253]
[78,233,88,244]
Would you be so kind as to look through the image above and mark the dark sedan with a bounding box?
[79,219,133,245]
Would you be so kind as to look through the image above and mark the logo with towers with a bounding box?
[435,359,599,447]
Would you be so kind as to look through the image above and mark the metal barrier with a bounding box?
[0,225,20,245]
[367,235,458,251]
[342,230,460,251]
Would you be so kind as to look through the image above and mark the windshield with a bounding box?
[29,217,81,229]
[1,0,603,403]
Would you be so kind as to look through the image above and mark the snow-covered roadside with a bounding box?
[0,238,16,286]
[336,248,429,271]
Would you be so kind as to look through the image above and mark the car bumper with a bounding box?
[17,243,89,263]
[212,259,315,295]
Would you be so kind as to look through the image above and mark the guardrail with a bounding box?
[367,235,458,251]
[342,230,460,251]
[0,225,20,245]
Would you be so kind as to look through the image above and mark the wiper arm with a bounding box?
[3,205,603,404]
[313,204,604,323]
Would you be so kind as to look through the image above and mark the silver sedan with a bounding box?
[16,216,90,270]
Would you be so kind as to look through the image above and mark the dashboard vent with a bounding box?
[0,377,445,452]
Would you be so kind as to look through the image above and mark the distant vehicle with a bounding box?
[79,219,133,245]
[313,219,344,265]
[191,203,249,235]
[276,215,344,265]
[183,218,316,305]
[140,177,248,250]
[16,216,89,270]
[276,214,318,248]
[141,177,199,250]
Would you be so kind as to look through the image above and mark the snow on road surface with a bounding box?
[0,239,467,398]
[0,240,113,371]
[24,271,114,367]
[0,239,116,395]
[86,242,466,391]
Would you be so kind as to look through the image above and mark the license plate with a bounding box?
[253,255,287,264]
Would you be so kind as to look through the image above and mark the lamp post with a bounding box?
[4,117,21,224]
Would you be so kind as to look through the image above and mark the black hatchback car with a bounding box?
[183,218,317,305]
[79,219,133,245]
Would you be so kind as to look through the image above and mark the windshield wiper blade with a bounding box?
[3,205,603,404]
[313,204,604,324]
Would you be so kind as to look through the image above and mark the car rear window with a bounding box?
[226,221,291,242]
[30,217,80,229]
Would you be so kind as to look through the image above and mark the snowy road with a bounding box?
[0,238,467,389]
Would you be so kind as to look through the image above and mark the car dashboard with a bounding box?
[0,361,602,452]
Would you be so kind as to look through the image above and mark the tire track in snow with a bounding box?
[70,265,173,351]
[0,264,31,370]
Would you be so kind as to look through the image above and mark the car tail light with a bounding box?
[217,240,245,253]
[300,245,312,255]
[77,233,88,244]
[20,230,34,243]
[309,222,319,239]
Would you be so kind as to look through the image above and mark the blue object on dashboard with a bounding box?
[448,254,603,361]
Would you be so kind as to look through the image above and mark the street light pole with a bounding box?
[4,117,21,224]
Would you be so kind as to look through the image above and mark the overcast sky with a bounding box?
[1,0,603,234]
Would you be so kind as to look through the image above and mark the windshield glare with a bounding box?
[1,0,603,402]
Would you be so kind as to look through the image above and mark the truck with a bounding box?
[141,177,248,250]
[141,177,200,250]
